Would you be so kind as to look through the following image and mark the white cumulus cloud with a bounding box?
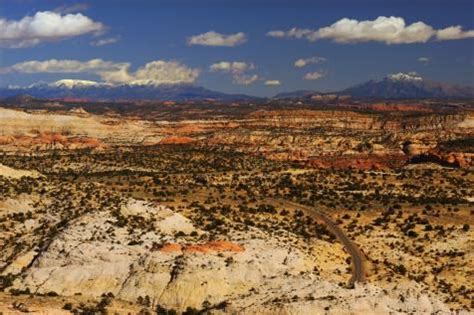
[264,80,281,86]
[436,26,474,40]
[210,61,258,85]
[233,74,259,85]
[294,56,327,68]
[1,59,126,74]
[125,60,200,85]
[210,61,254,73]
[2,59,200,86]
[267,16,474,44]
[303,71,325,80]
[0,11,105,48]
[266,30,286,38]
[188,31,246,47]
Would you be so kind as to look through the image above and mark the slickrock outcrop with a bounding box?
[1,133,106,151]
[0,164,41,179]
[7,199,311,310]
[4,199,452,313]
[239,282,450,315]
[0,107,152,151]
[158,241,245,253]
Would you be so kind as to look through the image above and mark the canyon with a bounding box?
[0,99,472,314]
[0,105,472,170]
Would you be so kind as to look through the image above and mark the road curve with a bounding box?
[268,198,367,287]
[182,190,367,286]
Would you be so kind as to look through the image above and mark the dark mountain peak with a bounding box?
[341,73,473,99]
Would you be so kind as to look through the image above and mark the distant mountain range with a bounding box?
[1,74,473,101]
[0,79,256,101]
[275,73,474,99]
[272,90,317,99]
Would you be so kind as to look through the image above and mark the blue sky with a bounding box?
[0,0,473,96]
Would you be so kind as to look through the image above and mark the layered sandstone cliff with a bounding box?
[0,107,472,169]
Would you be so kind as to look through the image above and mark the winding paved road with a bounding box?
[268,198,367,287]
[185,190,367,286]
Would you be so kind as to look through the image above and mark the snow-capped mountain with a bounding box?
[0,79,256,101]
[2,75,473,101]
[341,73,473,98]
[386,72,423,82]
[49,79,111,89]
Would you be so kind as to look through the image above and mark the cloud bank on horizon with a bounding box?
[1,59,200,86]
